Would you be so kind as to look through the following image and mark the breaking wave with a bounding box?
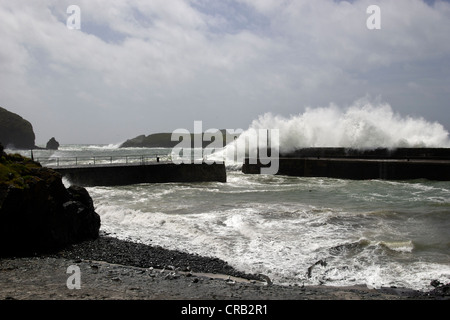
[238,99,450,154]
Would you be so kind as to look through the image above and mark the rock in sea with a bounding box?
[46,137,60,150]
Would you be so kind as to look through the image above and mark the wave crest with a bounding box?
[245,99,450,153]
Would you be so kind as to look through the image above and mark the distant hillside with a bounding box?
[120,130,241,148]
[0,107,36,149]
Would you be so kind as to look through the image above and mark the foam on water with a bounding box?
[95,198,449,290]
[58,143,123,151]
[86,170,450,291]
[9,100,448,291]
[379,240,415,253]
[205,100,450,171]
[225,99,450,157]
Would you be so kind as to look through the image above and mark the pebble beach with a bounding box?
[1,233,447,302]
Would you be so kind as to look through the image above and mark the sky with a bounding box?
[1,0,450,145]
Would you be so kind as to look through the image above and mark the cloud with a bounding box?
[0,0,449,144]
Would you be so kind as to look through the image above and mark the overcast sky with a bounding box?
[1,0,450,145]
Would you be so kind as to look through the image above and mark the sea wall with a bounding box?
[281,147,450,160]
[54,162,227,187]
[243,148,450,181]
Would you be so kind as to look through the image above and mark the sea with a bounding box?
[8,142,450,292]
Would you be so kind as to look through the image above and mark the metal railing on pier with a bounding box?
[34,154,172,168]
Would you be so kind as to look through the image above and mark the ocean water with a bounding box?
[11,142,450,292]
[6,102,450,291]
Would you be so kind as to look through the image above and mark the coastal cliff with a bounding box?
[0,143,100,256]
[0,107,36,149]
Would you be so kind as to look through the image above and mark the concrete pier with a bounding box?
[242,148,450,181]
[53,162,227,187]
[280,147,450,160]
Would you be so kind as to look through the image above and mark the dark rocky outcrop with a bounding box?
[0,107,36,149]
[46,137,60,150]
[426,280,450,298]
[0,144,100,256]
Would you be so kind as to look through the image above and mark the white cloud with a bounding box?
[0,0,449,144]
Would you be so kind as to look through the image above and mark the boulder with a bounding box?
[0,107,36,149]
[46,137,60,150]
[428,280,450,297]
[0,151,100,256]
